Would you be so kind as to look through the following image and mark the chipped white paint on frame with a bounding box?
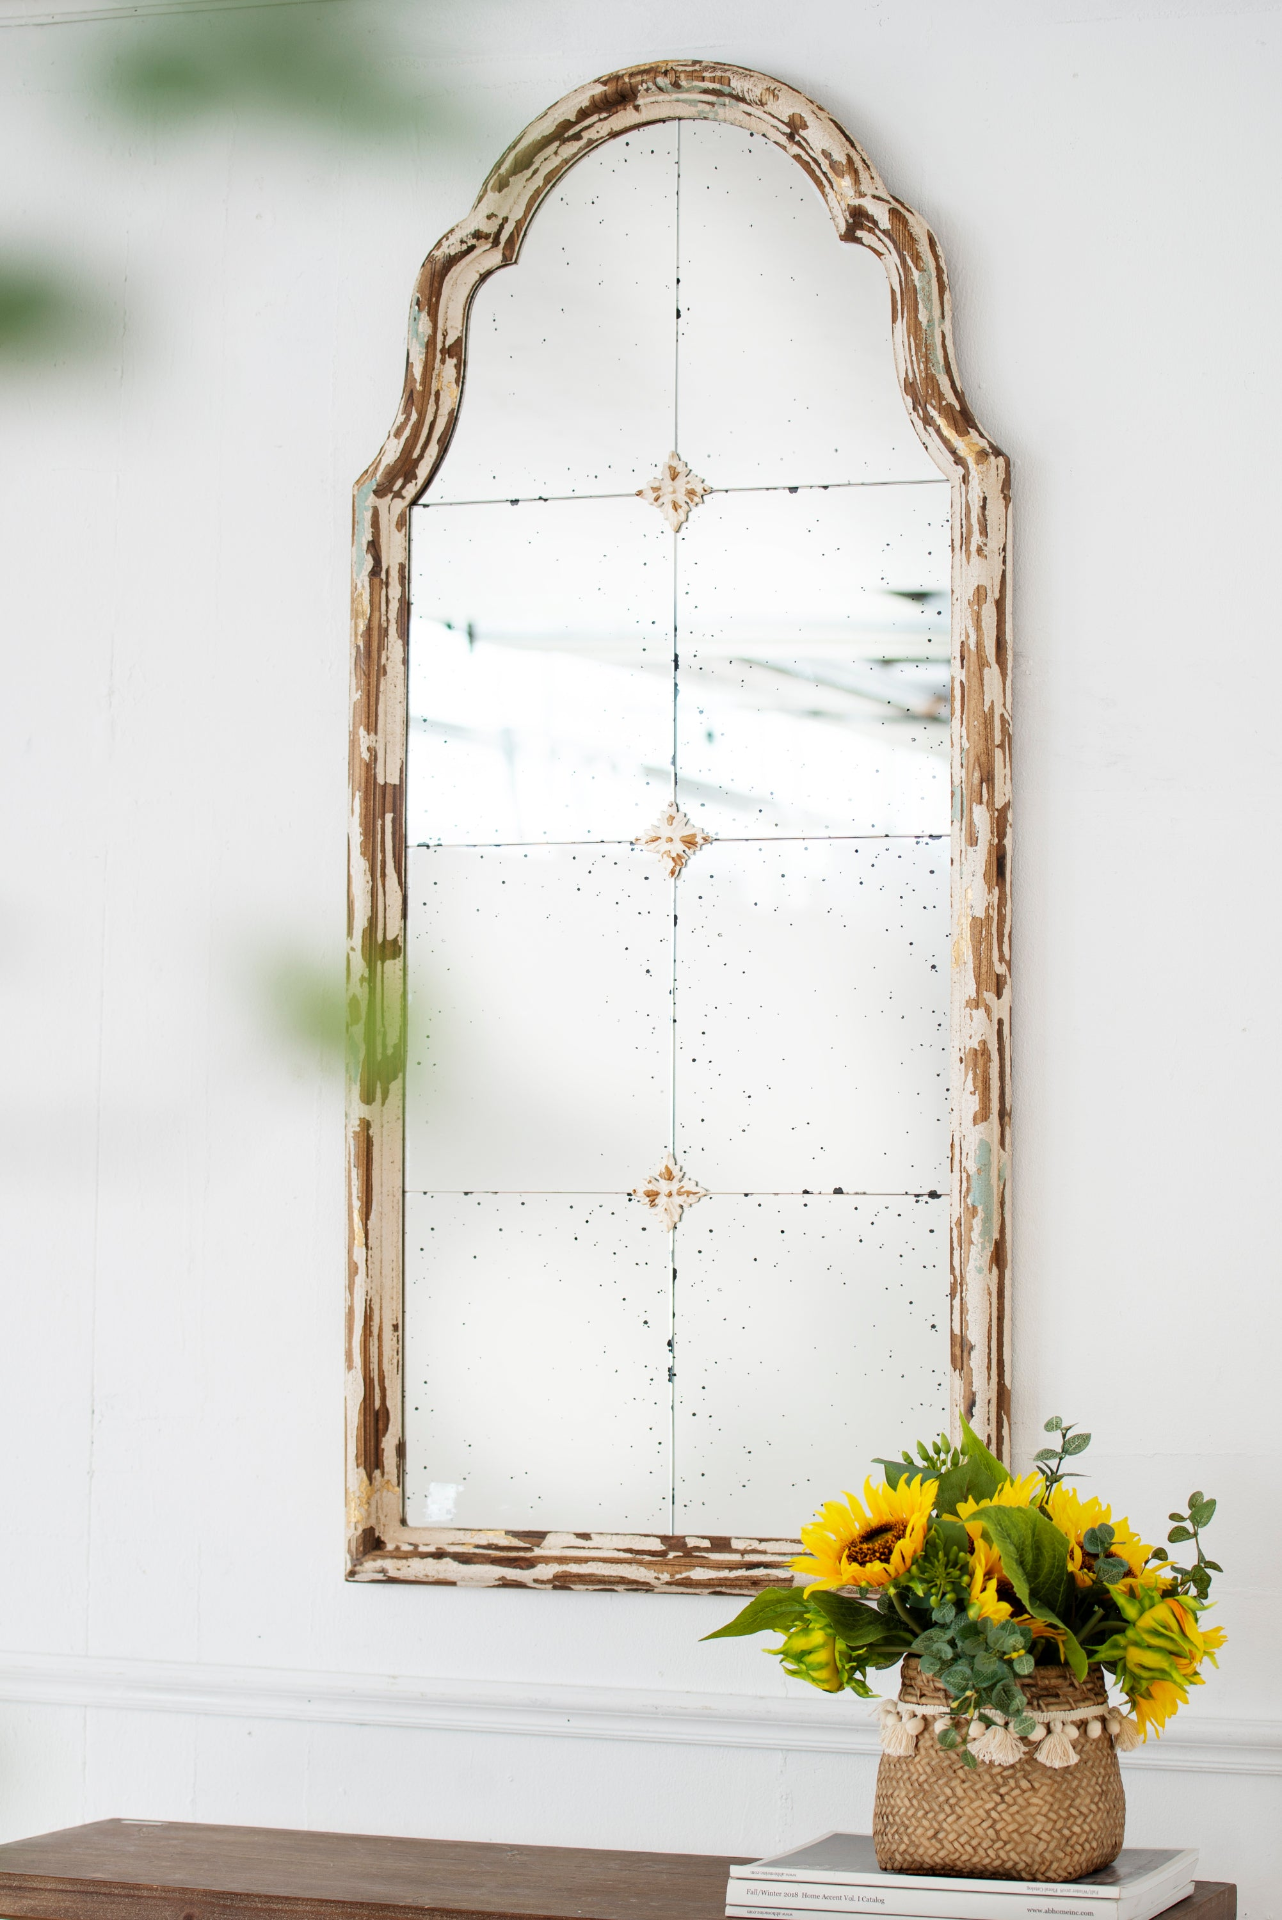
[348,60,1011,1591]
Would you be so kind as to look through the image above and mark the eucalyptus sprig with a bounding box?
[911,1604,1038,1769]
[1080,1521,1130,1587]
[1150,1491,1221,1599]
[1033,1415,1091,1497]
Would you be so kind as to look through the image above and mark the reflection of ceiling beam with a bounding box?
[685,651,948,725]
[739,657,947,721]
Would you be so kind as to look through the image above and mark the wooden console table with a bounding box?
[0,1822,1238,1920]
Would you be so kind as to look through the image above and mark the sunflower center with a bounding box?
[846,1520,907,1567]
[995,1576,1019,1607]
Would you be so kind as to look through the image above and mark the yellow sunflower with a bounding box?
[955,1470,1045,1531]
[1045,1486,1154,1589]
[1132,1678,1187,1739]
[792,1475,937,1593]
[1094,1579,1225,1739]
[968,1535,1014,1624]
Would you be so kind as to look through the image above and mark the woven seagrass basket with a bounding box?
[873,1658,1126,1881]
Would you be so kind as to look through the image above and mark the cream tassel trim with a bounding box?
[876,1698,1135,1764]
[877,1702,927,1755]
[970,1720,1027,1766]
[1033,1723,1080,1768]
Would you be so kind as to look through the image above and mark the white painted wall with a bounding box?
[1,0,1279,1912]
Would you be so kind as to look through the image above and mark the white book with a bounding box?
[726,1836,1198,1920]
[726,1881,1194,1920]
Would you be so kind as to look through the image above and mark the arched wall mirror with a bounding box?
[347,62,1010,1592]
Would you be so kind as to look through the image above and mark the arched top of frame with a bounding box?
[359,59,1005,516]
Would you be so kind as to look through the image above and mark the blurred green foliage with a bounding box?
[1,0,454,362]
[262,953,349,1068]
[95,0,442,136]
[260,949,431,1083]
[0,255,108,362]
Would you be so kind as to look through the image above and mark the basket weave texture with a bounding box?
[872,1659,1126,1881]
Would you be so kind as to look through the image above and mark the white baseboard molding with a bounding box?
[0,1652,1277,1776]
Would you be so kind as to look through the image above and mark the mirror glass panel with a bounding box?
[403,120,950,1538]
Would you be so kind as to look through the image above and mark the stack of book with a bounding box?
[726,1836,1197,1920]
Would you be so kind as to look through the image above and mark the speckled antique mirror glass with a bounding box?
[347,64,1011,1592]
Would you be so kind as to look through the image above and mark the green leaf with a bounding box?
[934,1459,993,1518]
[844,1673,877,1699]
[809,1590,905,1647]
[1203,1559,1223,1573]
[940,1661,975,1695]
[959,1416,1011,1491]
[991,1678,1027,1716]
[1098,1556,1127,1585]
[960,1748,978,1769]
[1033,1448,1059,1463]
[965,1504,1089,1678]
[936,1724,962,1749]
[1012,1712,1039,1737]
[1168,1525,1193,1544]
[1062,1432,1092,1456]
[1044,1416,1064,1432]
[1083,1524,1114,1555]
[1012,1653,1035,1675]
[932,1602,957,1626]
[1058,1629,1090,1681]
[1190,1498,1217,1528]
[911,1627,953,1656]
[1169,1512,1187,1524]
[966,1504,1071,1618]
[1188,1491,1205,1510]
[701,1589,808,1640]
[971,1652,1006,1685]
[873,1457,910,1489]
[1150,1547,1170,1561]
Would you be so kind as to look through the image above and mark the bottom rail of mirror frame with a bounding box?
[346,1527,801,1592]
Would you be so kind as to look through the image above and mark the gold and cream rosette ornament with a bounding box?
[635,803,711,877]
[637,451,710,531]
[633,1154,707,1228]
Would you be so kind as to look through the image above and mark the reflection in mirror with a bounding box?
[402,116,951,1539]
[407,497,673,844]
[676,1195,945,1535]
[676,487,949,837]
[430,125,678,501]
[676,121,940,488]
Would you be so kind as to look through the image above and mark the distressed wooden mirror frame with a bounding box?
[347,60,1011,1593]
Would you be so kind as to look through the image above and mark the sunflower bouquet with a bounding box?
[707,1417,1224,1767]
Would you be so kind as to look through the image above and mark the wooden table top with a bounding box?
[0,1821,1237,1920]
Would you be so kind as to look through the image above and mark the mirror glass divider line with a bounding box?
[346,59,1011,1592]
